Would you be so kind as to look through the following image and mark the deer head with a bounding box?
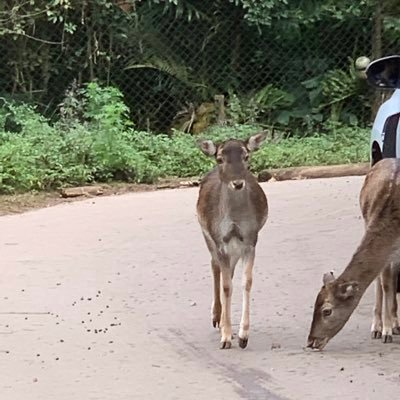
[199,132,266,190]
[307,271,360,350]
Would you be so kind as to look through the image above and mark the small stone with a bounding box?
[190,301,197,307]
[271,342,281,350]
[340,367,344,371]
[33,378,38,383]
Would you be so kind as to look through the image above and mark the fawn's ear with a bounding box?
[323,271,336,285]
[246,132,267,152]
[199,140,217,156]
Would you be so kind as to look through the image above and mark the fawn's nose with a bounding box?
[231,179,245,190]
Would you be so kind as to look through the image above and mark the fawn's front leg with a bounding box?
[238,247,255,349]
[219,265,233,349]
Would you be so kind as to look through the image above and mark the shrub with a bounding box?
[0,85,370,194]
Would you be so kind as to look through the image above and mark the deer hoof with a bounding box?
[220,340,232,350]
[371,331,382,339]
[238,337,248,349]
[212,319,220,328]
[393,327,400,335]
[382,334,393,344]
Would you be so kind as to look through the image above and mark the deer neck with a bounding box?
[339,228,400,293]
[219,181,250,216]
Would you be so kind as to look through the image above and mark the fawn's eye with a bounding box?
[216,157,223,164]
[322,308,332,317]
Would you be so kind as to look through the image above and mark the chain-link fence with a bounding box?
[1,1,399,134]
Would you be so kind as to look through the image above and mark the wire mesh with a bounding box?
[1,1,399,134]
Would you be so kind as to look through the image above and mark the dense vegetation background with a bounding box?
[0,1,398,193]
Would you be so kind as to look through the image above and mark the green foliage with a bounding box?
[0,86,370,194]
[0,0,383,132]
[251,126,369,170]
[236,0,375,28]
[0,84,156,193]
[227,85,294,125]
[82,82,133,131]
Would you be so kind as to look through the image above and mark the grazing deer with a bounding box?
[197,133,268,349]
[307,158,400,350]
[370,263,400,342]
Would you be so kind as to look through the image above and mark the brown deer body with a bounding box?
[197,133,268,349]
[307,158,400,350]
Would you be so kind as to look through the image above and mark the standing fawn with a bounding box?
[307,159,400,350]
[197,133,268,349]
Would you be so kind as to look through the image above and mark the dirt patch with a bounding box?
[0,183,156,216]
[0,163,368,216]
[0,178,202,216]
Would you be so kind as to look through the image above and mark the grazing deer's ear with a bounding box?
[246,132,267,152]
[199,140,217,156]
[336,281,359,300]
[323,271,336,285]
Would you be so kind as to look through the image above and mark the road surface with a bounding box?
[1,177,400,400]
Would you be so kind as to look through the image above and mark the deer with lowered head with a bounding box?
[197,132,268,349]
[308,158,400,350]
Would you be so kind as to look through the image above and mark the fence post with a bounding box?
[214,94,226,125]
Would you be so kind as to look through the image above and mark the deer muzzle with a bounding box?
[230,179,246,190]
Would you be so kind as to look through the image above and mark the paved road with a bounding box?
[1,177,400,400]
